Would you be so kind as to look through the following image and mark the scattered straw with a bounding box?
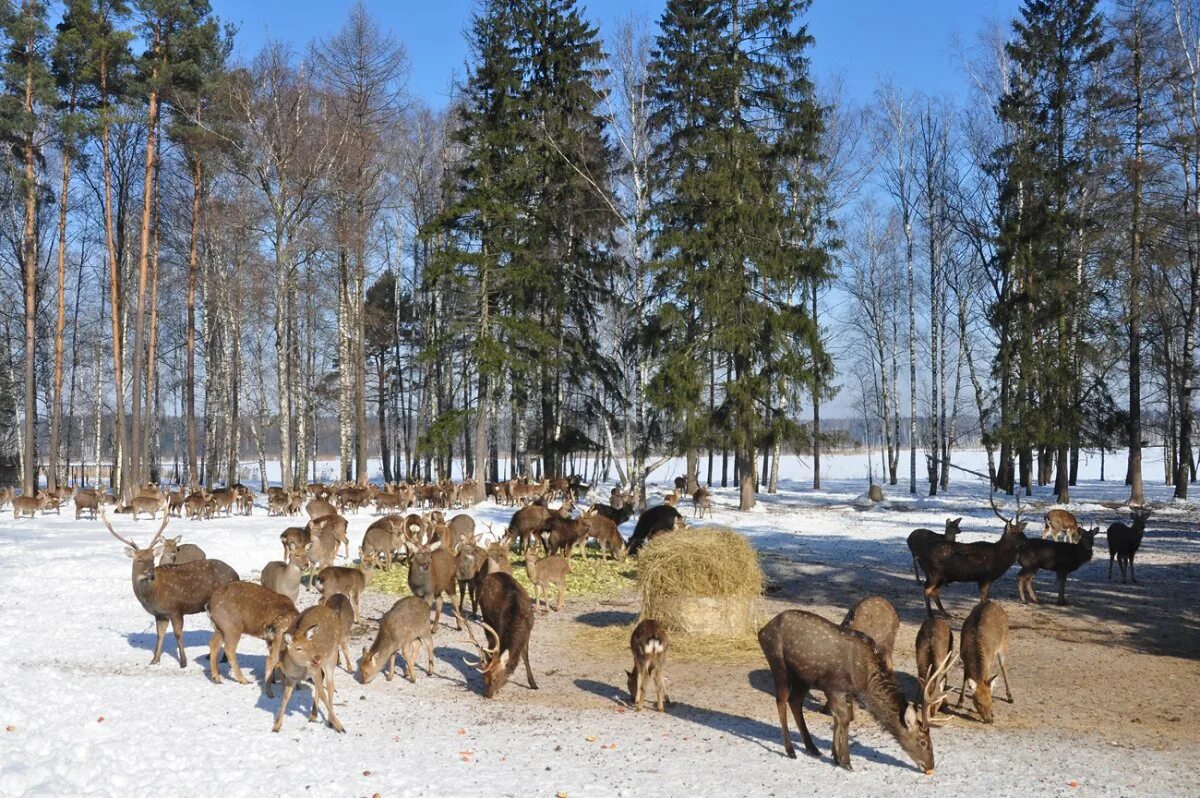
[369,552,635,599]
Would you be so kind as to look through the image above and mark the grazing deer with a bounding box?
[1016,526,1098,605]
[1042,508,1080,543]
[692,485,711,518]
[101,510,238,667]
[956,600,1012,724]
[841,595,899,670]
[359,596,435,684]
[758,610,954,773]
[581,512,627,561]
[405,540,464,633]
[158,536,205,565]
[1108,507,1151,584]
[628,505,685,555]
[917,495,1027,617]
[206,581,298,689]
[314,564,373,622]
[915,616,953,714]
[261,559,302,603]
[525,548,570,612]
[464,572,538,698]
[360,515,405,569]
[907,517,962,583]
[627,619,669,712]
[505,499,573,553]
[265,604,346,734]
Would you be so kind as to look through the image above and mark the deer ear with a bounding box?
[902,702,918,729]
[429,540,443,552]
[966,678,977,691]
[124,546,137,558]
[172,536,182,545]
[304,625,318,641]
[986,674,999,688]
[953,517,962,525]
[283,631,294,646]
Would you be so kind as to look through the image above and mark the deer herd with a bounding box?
[0,470,1157,776]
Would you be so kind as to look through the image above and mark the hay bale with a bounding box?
[637,526,764,636]
[868,484,885,502]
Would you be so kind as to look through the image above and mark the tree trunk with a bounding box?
[130,82,160,490]
[186,155,202,488]
[49,90,76,493]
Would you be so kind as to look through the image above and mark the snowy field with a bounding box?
[0,449,1197,797]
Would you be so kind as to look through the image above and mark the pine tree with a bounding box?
[993,0,1111,501]
[1,0,56,496]
[648,0,830,510]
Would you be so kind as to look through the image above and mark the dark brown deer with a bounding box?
[1108,507,1152,583]
[405,540,463,633]
[504,498,573,553]
[265,604,346,733]
[627,619,669,711]
[358,596,435,684]
[206,581,298,690]
[917,495,1027,617]
[464,572,537,698]
[1016,526,1098,605]
[627,505,685,555]
[907,517,962,582]
[593,501,635,526]
[758,609,954,773]
[956,600,1012,723]
[102,510,238,667]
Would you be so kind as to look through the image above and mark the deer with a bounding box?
[261,559,302,603]
[627,619,670,712]
[12,493,52,519]
[305,498,338,520]
[907,517,962,583]
[662,489,680,507]
[692,485,712,518]
[101,510,238,667]
[280,526,311,563]
[405,540,464,633]
[1042,508,1080,543]
[323,593,355,671]
[360,515,406,569]
[264,604,346,734]
[841,595,899,670]
[358,596,436,684]
[628,505,685,555]
[308,513,350,560]
[74,489,101,520]
[917,494,1027,617]
[580,512,627,561]
[463,572,538,698]
[593,501,635,526]
[1108,507,1152,584]
[525,548,570,612]
[915,616,953,715]
[505,498,573,553]
[956,600,1013,723]
[158,536,206,566]
[455,542,489,617]
[758,609,954,773]
[206,581,298,690]
[314,563,373,622]
[543,512,590,558]
[1016,525,1098,605]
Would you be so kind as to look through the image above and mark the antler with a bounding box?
[988,489,1009,524]
[147,513,170,551]
[919,649,959,727]
[462,620,500,670]
[100,507,138,549]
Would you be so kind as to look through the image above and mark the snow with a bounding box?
[0,449,1196,797]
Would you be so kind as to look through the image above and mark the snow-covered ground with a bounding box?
[0,449,1196,797]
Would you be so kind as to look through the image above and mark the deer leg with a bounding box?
[1055,572,1069,606]
[322,666,345,733]
[272,681,295,732]
[1130,557,1138,585]
[522,647,538,690]
[450,588,465,630]
[386,650,397,682]
[151,617,169,665]
[432,596,443,634]
[208,630,224,683]
[308,671,323,722]
[827,692,853,771]
[1108,553,1114,580]
[170,614,188,668]
[424,635,435,676]
[771,669,796,759]
[556,579,565,612]
[997,652,1013,703]
[956,668,967,709]
[978,580,992,602]
[226,631,248,683]
[340,638,353,673]
[912,555,922,583]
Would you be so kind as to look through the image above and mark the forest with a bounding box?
[0,0,1195,511]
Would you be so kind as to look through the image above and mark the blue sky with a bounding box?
[211,0,1023,109]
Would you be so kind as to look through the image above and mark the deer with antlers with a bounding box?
[463,572,537,698]
[101,509,238,667]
